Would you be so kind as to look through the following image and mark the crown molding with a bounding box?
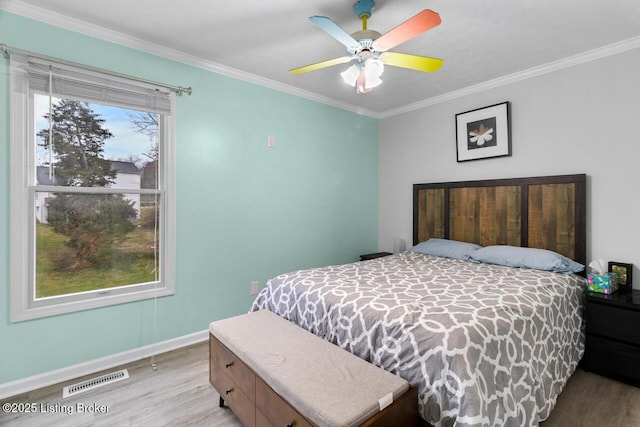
[379,35,640,119]
[3,0,639,120]
[0,0,379,118]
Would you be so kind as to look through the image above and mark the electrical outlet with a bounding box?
[250,281,260,295]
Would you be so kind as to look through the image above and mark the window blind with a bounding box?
[15,55,173,115]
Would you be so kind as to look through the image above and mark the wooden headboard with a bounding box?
[413,174,586,265]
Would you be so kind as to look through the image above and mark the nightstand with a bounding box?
[360,252,392,261]
[583,290,640,386]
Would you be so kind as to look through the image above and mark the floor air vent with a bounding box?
[62,369,129,398]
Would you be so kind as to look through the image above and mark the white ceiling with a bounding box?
[4,0,640,117]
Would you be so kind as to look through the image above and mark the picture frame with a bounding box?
[609,261,633,290]
[456,101,511,162]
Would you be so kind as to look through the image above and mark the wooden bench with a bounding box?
[209,309,419,427]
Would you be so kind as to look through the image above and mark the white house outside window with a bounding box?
[10,54,176,321]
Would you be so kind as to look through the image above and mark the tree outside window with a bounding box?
[35,97,160,298]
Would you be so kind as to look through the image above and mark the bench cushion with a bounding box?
[209,309,410,427]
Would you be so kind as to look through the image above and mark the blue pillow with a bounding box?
[411,238,481,260]
[468,245,584,274]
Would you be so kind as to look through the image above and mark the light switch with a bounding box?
[250,281,260,295]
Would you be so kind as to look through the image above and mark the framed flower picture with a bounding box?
[455,102,511,162]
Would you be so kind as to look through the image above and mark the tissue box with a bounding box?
[587,272,618,294]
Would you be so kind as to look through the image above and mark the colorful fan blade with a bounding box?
[289,56,354,75]
[380,52,443,72]
[374,10,441,52]
[309,16,361,50]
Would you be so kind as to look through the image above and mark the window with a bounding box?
[10,55,176,321]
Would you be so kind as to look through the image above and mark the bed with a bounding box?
[251,174,587,427]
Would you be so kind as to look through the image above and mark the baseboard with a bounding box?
[0,329,209,400]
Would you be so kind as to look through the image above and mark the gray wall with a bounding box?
[379,47,640,287]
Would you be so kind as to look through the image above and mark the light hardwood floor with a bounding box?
[0,342,242,427]
[2,341,640,426]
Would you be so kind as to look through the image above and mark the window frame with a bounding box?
[9,56,176,322]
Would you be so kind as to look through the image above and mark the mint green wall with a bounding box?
[0,12,379,383]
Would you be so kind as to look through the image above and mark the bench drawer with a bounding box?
[210,368,256,427]
[255,409,273,427]
[256,376,313,427]
[210,335,256,402]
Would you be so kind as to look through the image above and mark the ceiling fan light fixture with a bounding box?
[342,58,384,94]
[340,63,361,86]
[355,68,371,94]
[363,58,384,88]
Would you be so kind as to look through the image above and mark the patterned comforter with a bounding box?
[250,252,585,427]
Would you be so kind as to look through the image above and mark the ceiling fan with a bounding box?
[290,0,443,94]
